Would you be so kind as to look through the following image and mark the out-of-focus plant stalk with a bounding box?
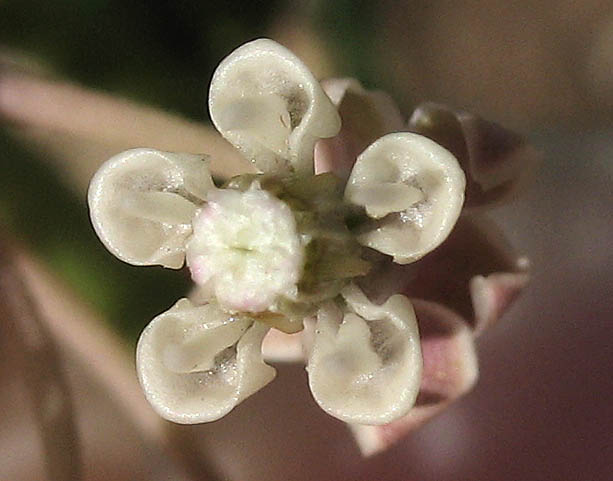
[0,239,81,481]
[2,240,225,481]
[0,69,251,194]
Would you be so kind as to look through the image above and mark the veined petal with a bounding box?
[408,102,541,208]
[136,298,275,424]
[349,299,478,456]
[88,148,215,268]
[345,132,466,264]
[315,78,404,181]
[307,284,422,425]
[209,38,340,176]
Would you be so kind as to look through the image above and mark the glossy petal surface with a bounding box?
[137,299,275,423]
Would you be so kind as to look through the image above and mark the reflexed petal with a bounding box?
[88,148,215,268]
[315,78,404,180]
[408,102,541,208]
[307,284,422,425]
[345,133,466,264]
[349,299,478,456]
[360,215,529,331]
[413,299,478,400]
[136,298,275,424]
[209,39,340,176]
[470,270,530,335]
[404,216,529,331]
[349,405,442,457]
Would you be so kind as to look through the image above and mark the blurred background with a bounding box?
[1,1,612,480]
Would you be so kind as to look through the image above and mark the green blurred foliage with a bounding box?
[316,0,380,87]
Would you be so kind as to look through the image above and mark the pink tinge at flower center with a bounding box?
[185,185,304,313]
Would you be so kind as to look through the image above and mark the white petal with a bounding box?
[345,132,466,264]
[136,298,275,424]
[307,284,422,425]
[88,148,215,268]
[209,38,340,176]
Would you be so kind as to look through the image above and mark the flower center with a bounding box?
[186,185,304,313]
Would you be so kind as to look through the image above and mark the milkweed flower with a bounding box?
[88,38,536,454]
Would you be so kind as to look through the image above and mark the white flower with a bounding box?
[87,38,466,425]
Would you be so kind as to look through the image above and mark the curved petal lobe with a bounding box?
[136,298,275,424]
[88,148,215,268]
[307,284,422,425]
[345,133,466,264]
[209,39,340,176]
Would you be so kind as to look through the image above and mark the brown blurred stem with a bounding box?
[0,65,251,194]
[0,239,81,481]
[1,240,225,481]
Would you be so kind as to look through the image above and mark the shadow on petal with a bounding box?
[88,149,215,268]
[307,287,422,425]
[137,299,275,424]
[209,39,340,176]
